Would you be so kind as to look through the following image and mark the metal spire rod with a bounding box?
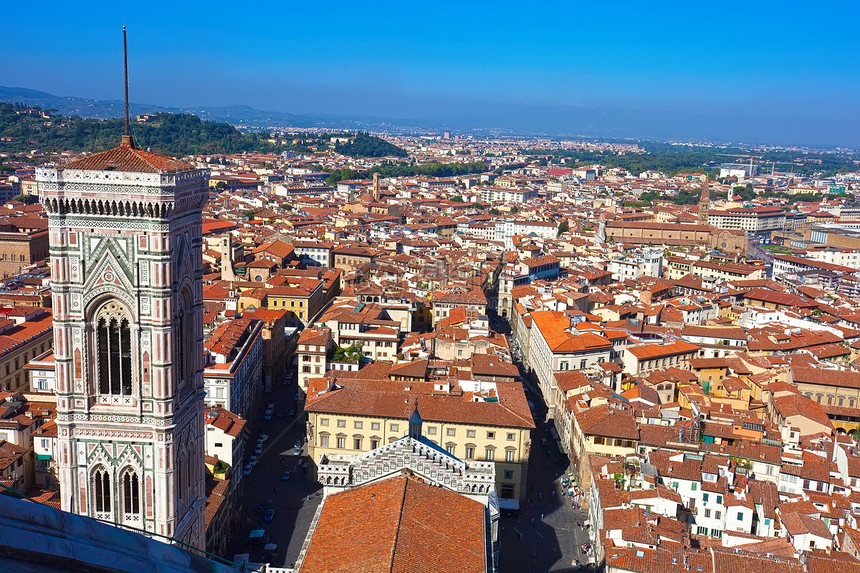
[122,25,134,148]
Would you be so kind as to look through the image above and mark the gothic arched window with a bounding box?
[96,302,132,395]
[121,468,140,517]
[93,466,112,514]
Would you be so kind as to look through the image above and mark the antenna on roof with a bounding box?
[121,26,135,149]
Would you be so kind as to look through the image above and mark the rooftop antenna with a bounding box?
[121,25,135,148]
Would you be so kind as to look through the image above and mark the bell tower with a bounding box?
[36,28,208,548]
[698,176,710,225]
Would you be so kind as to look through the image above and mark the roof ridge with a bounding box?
[389,476,409,572]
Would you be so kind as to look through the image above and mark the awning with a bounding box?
[36,454,51,461]
[498,498,520,510]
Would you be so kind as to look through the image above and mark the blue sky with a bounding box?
[5,1,860,145]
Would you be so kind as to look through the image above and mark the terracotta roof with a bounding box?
[300,475,486,573]
[205,407,246,439]
[574,404,639,440]
[555,371,592,393]
[388,360,429,379]
[780,511,832,540]
[469,354,519,378]
[530,310,613,353]
[305,378,534,429]
[710,545,802,573]
[62,143,193,173]
[298,327,331,348]
[743,288,817,308]
[792,367,860,390]
[627,339,700,360]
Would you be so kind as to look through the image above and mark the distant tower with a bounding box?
[372,172,381,202]
[36,28,208,548]
[698,176,710,225]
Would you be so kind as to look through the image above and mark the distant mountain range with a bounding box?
[1,86,857,147]
[0,86,684,139]
[0,86,409,131]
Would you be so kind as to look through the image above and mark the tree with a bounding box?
[332,342,362,363]
[557,221,569,236]
[450,195,464,203]
[12,193,37,204]
[333,132,407,158]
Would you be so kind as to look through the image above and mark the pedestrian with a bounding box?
[539,491,542,500]
[552,490,556,497]
[541,512,545,520]
[531,517,535,527]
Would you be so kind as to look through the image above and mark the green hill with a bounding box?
[334,132,407,158]
[0,103,275,156]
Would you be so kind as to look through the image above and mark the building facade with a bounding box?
[37,139,208,547]
[304,376,534,508]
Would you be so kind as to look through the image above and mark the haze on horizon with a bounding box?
[5,1,860,147]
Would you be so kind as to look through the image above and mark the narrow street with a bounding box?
[497,361,596,572]
[223,380,322,568]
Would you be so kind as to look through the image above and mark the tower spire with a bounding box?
[698,176,710,225]
[121,26,134,148]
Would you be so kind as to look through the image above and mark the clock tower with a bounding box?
[37,125,209,545]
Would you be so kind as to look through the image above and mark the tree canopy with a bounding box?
[0,104,276,156]
[334,132,407,158]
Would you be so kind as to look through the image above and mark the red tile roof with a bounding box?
[627,339,700,360]
[305,378,534,429]
[300,475,486,573]
[62,144,193,173]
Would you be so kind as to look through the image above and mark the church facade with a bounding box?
[36,140,209,547]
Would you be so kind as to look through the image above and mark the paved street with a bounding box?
[497,367,595,572]
[223,380,323,568]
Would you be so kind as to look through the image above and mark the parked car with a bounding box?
[294,445,302,456]
[264,411,272,421]
[289,407,295,416]
[254,443,263,455]
[264,508,275,522]
[282,471,290,481]
[250,455,259,466]
[243,464,253,476]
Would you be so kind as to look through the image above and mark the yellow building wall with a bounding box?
[307,410,531,501]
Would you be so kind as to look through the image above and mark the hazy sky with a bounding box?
[5,1,860,145]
